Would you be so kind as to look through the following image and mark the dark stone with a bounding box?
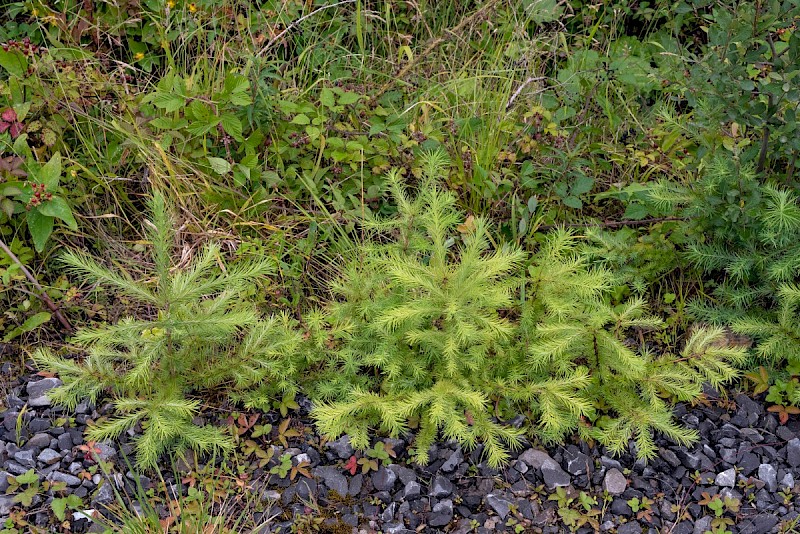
[563,447,590,476]
[57,433,73,452]
[757,464,778,492]
[22,433,51,451]
[37,448,61,465]
[28,418,50,433]
[325,436,354,460]
[430,474,453,498]
[348,473,363,496]
[48,471,81,487]
[403,480,421,500]
[610,498,632,516]
[25,378,62,401]
[786,438,800,467]
[738,452,760,476]
[314,466,348,497]
[676,449,701,470]
[737,514,779,534]
[485,493,513,519]
[776,426,796,441]
[372,467,397,492]
[617,522,642,534]
[441,447,463,473]
[428,499,453,527]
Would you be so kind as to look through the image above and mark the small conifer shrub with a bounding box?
[34,192,302,467]
[311,153,747,465]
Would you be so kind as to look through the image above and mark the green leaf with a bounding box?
[27,209,54,252]
[338,92,361,105]
[38,153,62,190]
[0,48,28,77]
[207,157,231,175]
[14,469,38,485]
[150,92,186,113]
[292,114,310,125]
[38,197,77,230]
[220,114,243,142]
[51,497,68,522]
[562,196,582,209]
[320,88,336,108]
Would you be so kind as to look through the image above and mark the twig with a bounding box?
[506,77,548,110]
[0,238,73,333]
[536,216,689,231]
[256,0,357,57]
[372,0,502,99]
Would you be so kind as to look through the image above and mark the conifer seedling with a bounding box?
[34,192,301,467]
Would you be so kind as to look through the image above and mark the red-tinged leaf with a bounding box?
[2,108,17,122]
[9,121,23,139]
[36,370,57,378]
[344,455,357,476]
[0,122,9,134]
[465,411,475,425]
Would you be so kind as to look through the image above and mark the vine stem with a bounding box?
[0,238,73,333]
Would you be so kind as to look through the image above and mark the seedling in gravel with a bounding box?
[778,488,795,506]
[276,418,302,448]
[627,496,655,522]
[242,439,274,469]
[50,494,83,523]
[5,470,40,507]
[290,459,312,481]
[270,453,293,478]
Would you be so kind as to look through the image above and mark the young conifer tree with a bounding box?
[34,192,301,467]
[515,231,747,459]
[312,151,531,467]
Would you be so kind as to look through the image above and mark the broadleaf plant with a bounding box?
[34,191,302,467]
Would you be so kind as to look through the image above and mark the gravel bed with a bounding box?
[1,362,797,533]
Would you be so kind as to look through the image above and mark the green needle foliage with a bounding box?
[518,232,747,459]
[311,153,746,465]
[313,154,527,467]
[33,192,301,467]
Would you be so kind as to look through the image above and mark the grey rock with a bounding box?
[430,474,454,498]
[781,471,795,489]
[37,448,61,465]
[23,433,51,451]
[671,522,693,534]
[383,523,412,534]
[92,442,117,462]
[617,522,642,534]
[0,471,10,493]
[295,478,316,500]
[541,461,571,490]
[737,514,779,534]
[485,493,513,519]
[92,483,115,505]
[0,495,15,516]
[428,499,453,527]
[563,448,590,475]
[758,464,778,492]
[519,449,554,469]
[520,448,570,489]
[325,436,354,460]
[315,466,348,497]
[25,378,61,401]
[57,433,73,452]
[348,473,362,496]
[28,418,50,433]
[13,449,35,468]
[602,468,627,495]
[610,498,632,516]
[404,480,421,500]
[441,447,463,473]
[787,438,800,468]
[388,465,417,485]
[675,450,701,470]
[48,471,81,487]
[777,426,796,441]
[381,502,396,522]
[660,449,681,467]
[739,452,760,475]
[372,467,397,492]
[693,517,712,534]
[715,468,736,488]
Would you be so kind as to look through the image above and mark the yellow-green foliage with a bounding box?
[310,155,748,466]
[33,192,303,467]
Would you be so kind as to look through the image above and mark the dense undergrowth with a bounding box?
[2,0,800,529]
